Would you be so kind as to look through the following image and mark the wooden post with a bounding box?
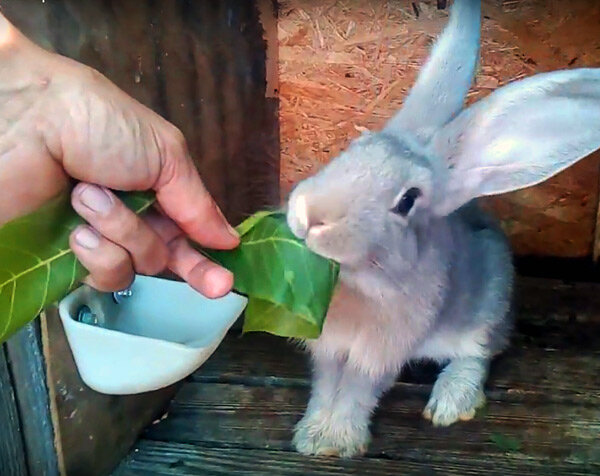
[0,346,28,476]
[5,322,61,476]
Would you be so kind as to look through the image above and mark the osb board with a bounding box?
[278,0,600,258]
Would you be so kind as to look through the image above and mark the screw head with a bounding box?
[76,305,98,325]
[113,287,133,304]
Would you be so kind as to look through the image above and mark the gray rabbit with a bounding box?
[285,0,600,458]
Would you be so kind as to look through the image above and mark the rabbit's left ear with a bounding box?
[385,0,481,141]
[429,69,600,216]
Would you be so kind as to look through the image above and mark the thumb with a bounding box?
[154,138,239,250]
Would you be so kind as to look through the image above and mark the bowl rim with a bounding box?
[58,281,247,353]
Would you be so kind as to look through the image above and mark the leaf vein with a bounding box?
[0,249,72,289]
[240,237,305,249]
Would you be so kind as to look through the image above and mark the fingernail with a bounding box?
[216,205,239,239]
[79,185,113,214]
[226,222,239,239]
[75,227,100,249]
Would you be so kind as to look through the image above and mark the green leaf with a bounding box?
[243,298,321,339]
[0,191,155,343]
[489,433,522,453]
[0,194,338,343]
[203,212,339,339]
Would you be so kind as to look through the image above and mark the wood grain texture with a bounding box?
[115,440,595,476]
[187,329,600,406]
[144,381,600,461]
[514,277,600,324]
[115,277,600,474]
[0,346,28,476]
[5,321,60,476]
[149,0,280,222]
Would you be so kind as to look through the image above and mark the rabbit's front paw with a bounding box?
[423,375,485,427]
[293,412,370,458]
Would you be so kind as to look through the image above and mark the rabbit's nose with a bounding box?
[295,194,309,232]
[288,194,310,239]
[289,194,325,239]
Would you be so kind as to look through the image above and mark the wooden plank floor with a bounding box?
[115,278,600,475]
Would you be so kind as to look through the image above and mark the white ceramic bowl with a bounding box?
[58,275,247,395]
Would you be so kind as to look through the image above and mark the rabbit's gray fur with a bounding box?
[286,0,600,458]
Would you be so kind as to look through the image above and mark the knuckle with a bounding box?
[169,126,187,150]
[79,64,107,86]
[134,244,168,276]
[95,201,143,244]
[162,125,189,161]
[94,250,133,289]
[93,269,134,293]
[115,213,143,243]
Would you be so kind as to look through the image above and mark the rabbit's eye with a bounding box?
[393,187,421,217]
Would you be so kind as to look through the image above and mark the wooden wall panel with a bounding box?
[2,1,279,474]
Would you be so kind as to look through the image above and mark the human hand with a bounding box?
[0,15,239,297]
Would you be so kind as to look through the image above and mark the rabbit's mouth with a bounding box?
[305,225,338,261]
[305,225,368,267]
[307,223,333,239]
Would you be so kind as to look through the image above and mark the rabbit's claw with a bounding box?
[423,371,486,427]
[293,412,369,458]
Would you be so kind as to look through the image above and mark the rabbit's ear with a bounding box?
[429,69,600,216]
[384,0,481,141]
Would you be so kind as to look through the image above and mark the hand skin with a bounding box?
[0,13,239,298]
